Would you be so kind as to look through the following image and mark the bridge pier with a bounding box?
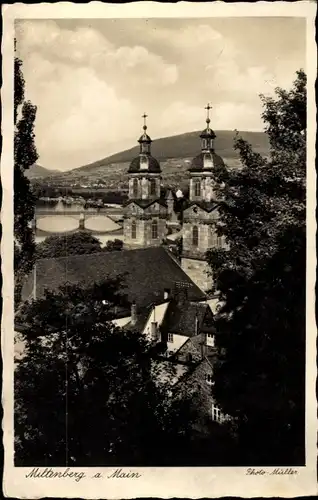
[79,213,85,230]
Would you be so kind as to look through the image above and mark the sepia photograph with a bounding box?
[2,2,317,498]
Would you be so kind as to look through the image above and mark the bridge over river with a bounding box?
[35,202,124,234]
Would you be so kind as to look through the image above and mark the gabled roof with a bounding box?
[22,247,206,308]
[184,200,219,213]
[123,198,167,209]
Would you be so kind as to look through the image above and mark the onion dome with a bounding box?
[128,155,161,173]
[189,152,224,172]
[128,113,161,173]
[189,104,224,171]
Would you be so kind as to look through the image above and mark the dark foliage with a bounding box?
[15,282,206,466]
[206,70,306,465]
[14,53,38,305]
[35,231,103,259]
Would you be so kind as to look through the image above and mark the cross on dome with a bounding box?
[142,112,148,131]
[205,103,212,127]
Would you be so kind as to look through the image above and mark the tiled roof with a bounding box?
[22,247,206,308]
[161,300,211,337]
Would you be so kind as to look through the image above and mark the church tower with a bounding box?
[123,114,167,248]
[181,104,226,292]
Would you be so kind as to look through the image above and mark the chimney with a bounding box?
[195,311,199,336]
[200,336,206,360]
[151,321,159,341]
[131,302,137,325]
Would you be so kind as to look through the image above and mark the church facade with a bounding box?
[123,114,168,248]
[123,107,226,292]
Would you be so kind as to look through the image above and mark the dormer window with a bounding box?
[206,332,215,347]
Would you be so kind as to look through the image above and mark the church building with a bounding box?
[123,114,168,248]
[122,106,227,293]
[181,105,226,292]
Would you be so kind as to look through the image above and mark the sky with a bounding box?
[16,17,306,171]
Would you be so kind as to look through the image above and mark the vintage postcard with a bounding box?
[2,1,317,498]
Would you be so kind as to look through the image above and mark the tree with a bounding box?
[14,50,38,306]
[14,281,200,466]
[104,238,123,252]
[35,231,103,259]
[206,70,306,465]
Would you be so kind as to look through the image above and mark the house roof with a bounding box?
[162,301,211,337]
[22,247,206,308]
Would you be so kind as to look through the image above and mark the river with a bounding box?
[35,201,124,247]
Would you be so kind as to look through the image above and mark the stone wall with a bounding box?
[123,217,167,248]
[128,175,161,200]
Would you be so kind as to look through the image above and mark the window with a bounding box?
[150,179,156,196]
[205,373,213,384]
[211,403,222,423]
[206,332,215,347]
[132,179,138,198]
[193,179,201,197]
[187,353,193,362]
[141,143,150,154]
[216,236,223,249]
[131,220,137,239]
[168,333,173,343]
[192,226,199,247]
[202,139,207,149]
[151,219,158,239]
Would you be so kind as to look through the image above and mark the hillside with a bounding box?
[40,130,269,190]
[25,164,59,179]
[74,129,269,174]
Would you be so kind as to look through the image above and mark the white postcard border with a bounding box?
[2,2,317,498]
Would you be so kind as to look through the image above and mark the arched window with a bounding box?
[151,219,158,239]
[202,139,207,149]
[192,226,199,247]
[133,178,138,198]
[193,178,201,197]
[131,220,137,239]
[150,179,156,196]
[216,236,222,249]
